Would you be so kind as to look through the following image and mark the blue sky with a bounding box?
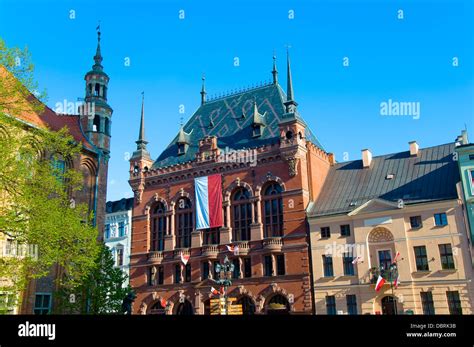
[1,0,473,201]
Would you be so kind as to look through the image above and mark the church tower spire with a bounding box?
[82,25,113,154]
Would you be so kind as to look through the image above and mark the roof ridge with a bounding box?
[332,142,454,166]
[206,80,274,103]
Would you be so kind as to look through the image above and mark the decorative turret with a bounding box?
[283,48,298,115]
[129,93,153,205]
[200,74,207,105]
[272,54,278,85]
[131,93,152,163]
[251,100,266,137]
[176,122,192,156]
[82,26,113,154]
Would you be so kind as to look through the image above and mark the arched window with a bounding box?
[175,197,193,248]
[232,187,252,241]
[93,115,101,132]
[262,182,283,238]
[104,118,110,136]
[237,296,255,315]
[94,83,100,97]
[267,294,290,314]
[151,202,166,251]
[50,154,66,181]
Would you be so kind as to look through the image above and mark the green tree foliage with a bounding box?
[55,245,130,314]
[0,37,47,116]
[0,38,99,308]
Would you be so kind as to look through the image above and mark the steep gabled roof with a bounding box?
[308,143,460,217]
[0,65,95,151]
[153,83,323,168]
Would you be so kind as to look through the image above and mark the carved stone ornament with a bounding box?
[287,156,298,177]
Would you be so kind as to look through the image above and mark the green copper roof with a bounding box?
[152,83,324,169]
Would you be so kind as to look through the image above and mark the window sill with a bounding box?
[338,275,357,279]
[439,268,457,273]
[412,270,431,275]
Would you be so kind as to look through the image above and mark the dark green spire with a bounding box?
[200,74,206,105]
[136,92,147,149]
[93,28,103,71]
[284,48,298,113]
[272,54,278,85]
[131,93,151,160]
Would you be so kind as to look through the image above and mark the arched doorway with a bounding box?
[381,296,397,315]
[266,294,290,315]
[149,301,166,315]
[175,300,194,315]
[237,296,255,315]
[203,299,211,315]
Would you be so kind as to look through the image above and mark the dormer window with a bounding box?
[177,143,186,155]
[253,125,262,138]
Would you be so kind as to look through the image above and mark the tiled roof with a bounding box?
[106,198,134,213]
[0,65,94,151]
[152,83,323,168]
[308,143,460,217]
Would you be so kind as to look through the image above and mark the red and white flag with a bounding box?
[352,256,362,265]
[375,275,386,292]
[210,287,219,296]
[160,298,167,308]
[394,275,400,289]
[180,252,190,266]
[226,244,240,256]
[195,174,223,229]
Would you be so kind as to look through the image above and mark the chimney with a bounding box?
[328,153,335,166]
[409,141,419,156]
[361,149,372,168]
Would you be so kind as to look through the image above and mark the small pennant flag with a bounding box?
[226,244,240,256]
[160,298,167,308]
[211,287,219,296]
[181,252,190,266]
[375,275,386,292]
[352,256,362,265]
[393,251,401,263]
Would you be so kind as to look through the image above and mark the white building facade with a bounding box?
[105,198,134,286]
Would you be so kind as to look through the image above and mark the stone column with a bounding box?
[272,254,276,277]
[220,200,232,244]
[239,257,243,279]
[256,197,262,224]
[208,260,213,279]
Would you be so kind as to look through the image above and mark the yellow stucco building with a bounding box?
[308,140,474,315]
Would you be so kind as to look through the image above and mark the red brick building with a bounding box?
[129,54,332,314]
[0,30,113,313]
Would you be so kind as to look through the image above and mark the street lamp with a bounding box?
[212,255,234,315]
